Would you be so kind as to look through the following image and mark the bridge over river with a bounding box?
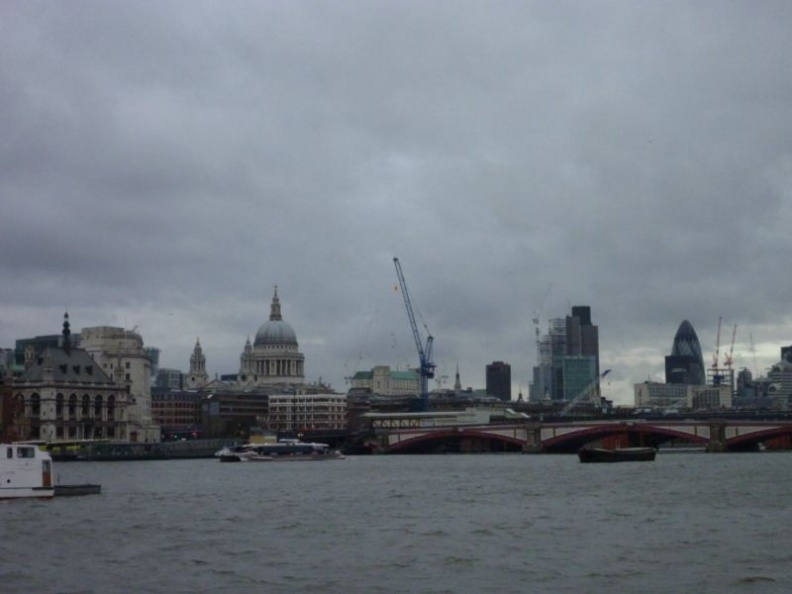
[366,418,792,454]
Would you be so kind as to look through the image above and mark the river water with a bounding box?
[2,452,791,594]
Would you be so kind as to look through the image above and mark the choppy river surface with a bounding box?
[2,452,791,594]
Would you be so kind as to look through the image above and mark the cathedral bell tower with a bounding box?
[185,338,209,389]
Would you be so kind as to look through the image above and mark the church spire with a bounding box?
[269,285,282,321]
[190,337,205,370]
[62,311,71,355]
[454,363,462,391]
[186,336,208,389]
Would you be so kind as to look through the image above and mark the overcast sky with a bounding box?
[3,2,792,404]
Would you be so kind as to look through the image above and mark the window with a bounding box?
[16,447,35,458]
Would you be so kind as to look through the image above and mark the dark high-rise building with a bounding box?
[665,320,705,385]
[564,306,600,401]
[566,305,599,377]
[486,361,511,401]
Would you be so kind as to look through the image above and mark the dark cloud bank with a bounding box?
[2,2,792,403]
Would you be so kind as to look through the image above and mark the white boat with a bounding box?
[1,443,55,499]
[217,439,345,462]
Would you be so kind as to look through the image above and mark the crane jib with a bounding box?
[393,257,435,409]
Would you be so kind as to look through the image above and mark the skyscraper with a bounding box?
[567,306,600,378]
[530,306,600,402]
[486,361,511,401]
[665,320,705,385]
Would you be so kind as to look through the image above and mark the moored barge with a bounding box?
[578,446,657,463]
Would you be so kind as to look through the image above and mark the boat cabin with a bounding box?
[1,443,55,499]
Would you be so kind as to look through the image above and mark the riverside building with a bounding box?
[349,365,420,396]
[267,393,347,432]
[79,325,160,442]
[12,314,129,442]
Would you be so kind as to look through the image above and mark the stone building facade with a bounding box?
[13,315,129,442]
[267,393,347,432]
[350,365,420,396]
[79,325,160,442]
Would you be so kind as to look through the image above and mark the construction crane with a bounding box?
[559,369,611,416]
[393,257,435,410]
[712,316,722,369]
[532,283,553,359]
[723,324,738,368]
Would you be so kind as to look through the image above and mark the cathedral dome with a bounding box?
[254,320,297,346]
[253,286,298,346]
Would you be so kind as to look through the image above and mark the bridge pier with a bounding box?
[522,426,542,453]
[705,421,727,453]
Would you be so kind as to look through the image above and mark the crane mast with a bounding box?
[393,257,435,410]
[712,316,722,369]
[723,324,738,368]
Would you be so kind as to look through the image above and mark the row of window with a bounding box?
[19,393,119,420]
[269,404,346,412]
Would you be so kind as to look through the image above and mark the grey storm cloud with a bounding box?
[2,1,792,402]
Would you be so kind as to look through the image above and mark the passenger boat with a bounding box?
[1,443,102,499]
[578,446,657,463]
[216,439,345,462]
[1,443,55,499]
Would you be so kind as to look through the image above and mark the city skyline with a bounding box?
[2,3,792,405]
[7,305,789,407]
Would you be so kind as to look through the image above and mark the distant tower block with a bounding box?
[665,320,706,385]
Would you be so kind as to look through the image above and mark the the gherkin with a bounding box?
[665,320,706,385]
